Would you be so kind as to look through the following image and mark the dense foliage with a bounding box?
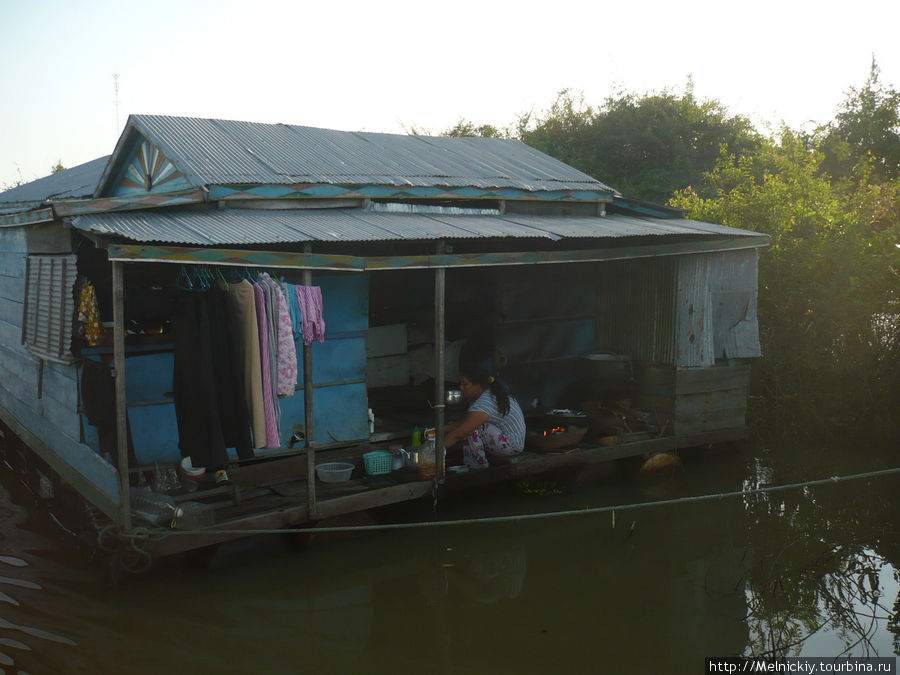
[445,66,900,432]
[670,73,900,430]
[517,87,761,203]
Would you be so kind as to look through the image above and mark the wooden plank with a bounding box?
[675,364,750,395]
[144,479,433,558]
[0,318,21,351]
[0,396,119,520]
[435,248,446,481]
[143,425,749,560]
[106,236,770,272]
[229,454,309,488]
[106,244,364,271]
[40,360,79,411]
[0,344,38,393]
[0,297,23,327]
[45,358,78,381]
[316,481,432,519]
[111,262,131,531]
[0,227,28,253]
[36,390,81,439]
[0,252,26,278]
[674,408,746,435]
[53,189,206,217]
[0,275,25,303]
[0,355,79,438]
[24,223,73,254]
[675,388,748,415]
[0,209,54,228]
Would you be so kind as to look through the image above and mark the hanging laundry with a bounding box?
[262,274,298,397]
[258,276,281,429]
[253,281,281,448]
[208,288,254,460]
[173,294,230,472]
[77,279,101,346]
[285,281,303,346]
[227,280,267,449]
[295,285,326,345]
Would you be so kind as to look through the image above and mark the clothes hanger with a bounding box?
[177,265,194,291]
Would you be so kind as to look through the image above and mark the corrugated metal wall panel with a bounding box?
[22,255,77,364]
[595,259,678,365]
[676,255,715,367]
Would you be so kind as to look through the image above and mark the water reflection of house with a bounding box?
[0,115,767,564]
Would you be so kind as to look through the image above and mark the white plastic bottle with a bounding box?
[129,488,214,529]
[130,487,178,526]
[171,501,215,529]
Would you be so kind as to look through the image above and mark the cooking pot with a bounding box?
[543,408,589,426]
[445,389,464,406]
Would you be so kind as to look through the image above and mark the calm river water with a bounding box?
[0,429,897,674]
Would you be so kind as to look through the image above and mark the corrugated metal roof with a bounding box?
[0,156,109,206]
[71,207,766,246]
[124,115,615,194]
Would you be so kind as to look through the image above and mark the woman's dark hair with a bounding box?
[460,359,511,416]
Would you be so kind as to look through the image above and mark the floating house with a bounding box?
[0,115,767,564]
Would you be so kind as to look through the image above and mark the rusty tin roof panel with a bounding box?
[72,207,765,247]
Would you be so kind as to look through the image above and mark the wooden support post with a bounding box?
[111,261,132,532]
[434,241,446,482]
[303,247,317,518]
[36,359,44,400]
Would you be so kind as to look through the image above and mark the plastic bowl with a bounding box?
[316,462,355,483]
[179,456,206,483]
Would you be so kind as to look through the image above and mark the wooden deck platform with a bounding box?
[139,426,747,559]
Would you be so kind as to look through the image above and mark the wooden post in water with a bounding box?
[434,242,446,482]
[111,261,132,532]
[302,249,317,518]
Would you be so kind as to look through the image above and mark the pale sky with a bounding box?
[2,0,898,190]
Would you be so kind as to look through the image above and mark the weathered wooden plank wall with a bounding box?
[0,226,117,511]
[0,228,26,330]
[633,362,750,435]
[0,252,26,278]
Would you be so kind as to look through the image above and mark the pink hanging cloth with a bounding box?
[253,282,281,448]
[295,285,326,345]
[263,275,298,397]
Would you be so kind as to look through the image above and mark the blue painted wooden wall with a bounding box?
[83,272,370,466]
